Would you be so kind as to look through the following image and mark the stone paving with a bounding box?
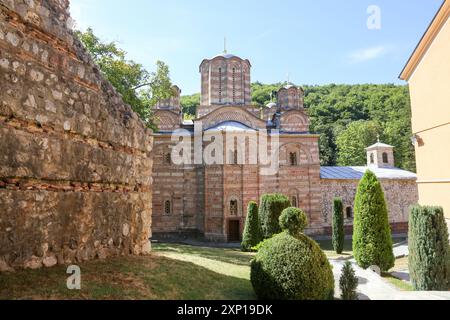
[393,240,409,258]
[331,260,450,300]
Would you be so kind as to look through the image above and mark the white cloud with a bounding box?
[348,46,387,63]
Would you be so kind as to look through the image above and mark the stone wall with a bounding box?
[0,0,153,271]
[320,179,419,235]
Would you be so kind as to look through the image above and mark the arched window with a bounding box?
[382,152,389,164]
[232,67,236,103]
[230,200,238,216]
[346,207,353,219]
[370,153,375,164]
[164,200,172,215]
[165,153,172,165]
[289,152,298,166]
[292,196,298,208]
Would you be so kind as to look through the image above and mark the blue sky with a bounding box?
[70,0,443,95]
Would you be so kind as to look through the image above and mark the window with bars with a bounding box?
[164,200,172,215]
[289,152,298,166]
[230,200,238,216]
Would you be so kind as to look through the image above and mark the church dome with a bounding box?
[213,53,237,59]
[205,121,256,132]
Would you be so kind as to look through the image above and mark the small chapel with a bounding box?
[151,51,418,242]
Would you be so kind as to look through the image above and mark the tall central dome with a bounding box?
[199,52,252,106]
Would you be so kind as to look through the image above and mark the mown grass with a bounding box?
[382,273,414,291]
[0,249,256,300]
[315,239,354,259]
[0,238,412,300]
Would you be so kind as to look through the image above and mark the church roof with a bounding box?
[200,52,252,66]
[205,121,257,132]
[366,142,395,150]
[320,166,417,180]
[213,53,237,59]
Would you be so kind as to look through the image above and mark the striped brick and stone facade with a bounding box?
[152,52,418,242]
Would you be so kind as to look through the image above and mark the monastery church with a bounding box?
[152,51,418,242]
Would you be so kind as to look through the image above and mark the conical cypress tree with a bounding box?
[259,194,291,239]
[353,170,395,271]
[409,206,450,291]
[333,198,345,254]
[242,201,263,252]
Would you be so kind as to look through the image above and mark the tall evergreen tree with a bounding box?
[409,206,450,290]
[259,194,291,239]
[241,202,263,252]
[353,170,395,271]
[332,198,345,254]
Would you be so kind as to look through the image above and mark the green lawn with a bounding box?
[382,273,414,291]
[315,239,354,259]
[0,238,411,300]
[0,246,256,300]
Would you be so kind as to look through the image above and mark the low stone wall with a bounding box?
[0,0,153,271]
[320,178,419,234]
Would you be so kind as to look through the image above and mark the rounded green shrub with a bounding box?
[332,198,344,254]
[241,202,263,252]
[251,210,334,300]
[259,194,291,239]
[279,207,307,236]
[353,170,394,272]
[409,205,450,291]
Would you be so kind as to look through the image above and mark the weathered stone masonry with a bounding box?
[0,0,153,271]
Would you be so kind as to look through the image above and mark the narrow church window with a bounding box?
[370,153,375,164]
[165,153,172,165]
[230,200,238,216]
[292,196,298,208]
[233,150,238,165]
[346,207,353,219]
[219,68,222,103]
[382,152,389,164]
[164,200,172,215]
[232,68,236,103]
[289,152,298,166]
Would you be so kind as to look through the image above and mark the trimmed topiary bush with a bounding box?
[241,202,263,252]
[353,170,395,272]
[339,262,359,300]
[409,205,450,291]
[251,209,334,300]
[259,194,291,239]
[279,207,308,237]
[332,198,345,254]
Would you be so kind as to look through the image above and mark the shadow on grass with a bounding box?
[0,255,256,300]
[153,243,254,267]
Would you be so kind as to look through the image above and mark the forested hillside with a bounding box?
[181,83,416,172]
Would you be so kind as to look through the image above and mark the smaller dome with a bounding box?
[213,53,237,59]
[266,102,277,109]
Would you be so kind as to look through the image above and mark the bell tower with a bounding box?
[366,139,395,168]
